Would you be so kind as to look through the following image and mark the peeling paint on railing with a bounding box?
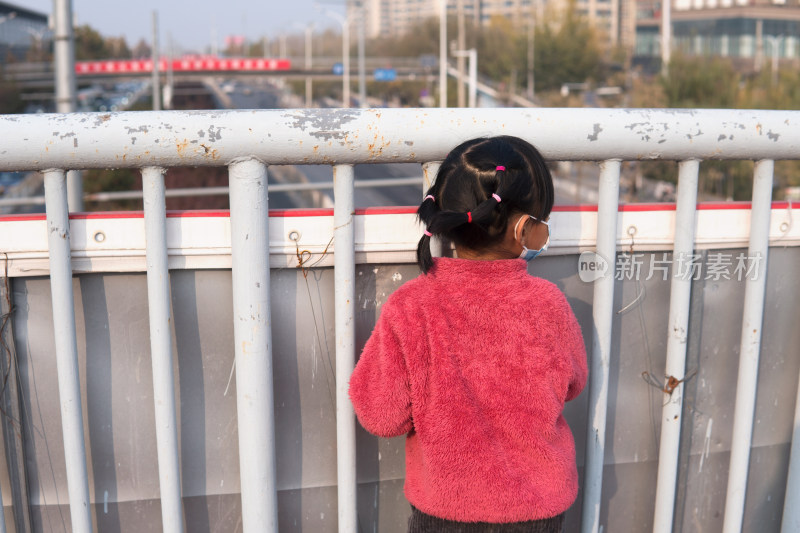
[1,108,799,171]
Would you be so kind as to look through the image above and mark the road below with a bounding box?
[293,163,424,208]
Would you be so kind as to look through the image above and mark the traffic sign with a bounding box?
[374,68,397,82]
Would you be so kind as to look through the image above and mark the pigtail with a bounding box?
[468,191,504,234]
[428,210,472,234]
[417,193,437,223]
[417,234,434,274]
[417,191,439,274]
[504,136,554,219]
[469,164,517,235]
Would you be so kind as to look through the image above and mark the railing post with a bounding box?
[722,159,774,533]
[652,159,700,532]
[141,167,184,533]
[333,164,357,533]
[43,169,93,533]
[581,159,621,533]
[782,361,800,531]
[228,159,278,531]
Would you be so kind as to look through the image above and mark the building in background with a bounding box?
[635,0,800,66]
[356,0,799,70]
[0,1,50,64]
[357,0,635,55]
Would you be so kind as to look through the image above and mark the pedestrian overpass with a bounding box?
[0,108,798,532]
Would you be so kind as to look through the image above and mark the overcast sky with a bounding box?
[12,0,342,53]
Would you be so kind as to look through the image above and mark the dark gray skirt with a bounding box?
[407,506,565,533]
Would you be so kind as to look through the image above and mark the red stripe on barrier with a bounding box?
[0,202,793,223]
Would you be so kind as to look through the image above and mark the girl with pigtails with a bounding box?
[349,136,588,533]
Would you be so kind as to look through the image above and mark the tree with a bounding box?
[74,24,131,60]
[363,10,604,96]
[0,67,24,114]
[660,52,738,108]
[533,3,603,92]
[476,16,519,83]
[105,36,131,59]
[74,25,108,59]
[368,18,448,59]
[739,68,800,111]
[131,39,151,59]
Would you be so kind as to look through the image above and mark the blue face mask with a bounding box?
[514,215,550,262]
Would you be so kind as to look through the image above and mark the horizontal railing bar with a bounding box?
[0,177,425,207]
[0,109,798,171]
[0,196,46,206]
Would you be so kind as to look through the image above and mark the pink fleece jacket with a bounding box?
[349,257,588,523]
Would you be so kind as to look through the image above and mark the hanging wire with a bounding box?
[3,252,67,532]
[292,234,337,405]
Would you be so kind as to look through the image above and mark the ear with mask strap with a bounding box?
[514,214,550,262]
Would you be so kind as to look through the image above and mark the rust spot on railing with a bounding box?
[200,143,220,160]
[176,139,190,158]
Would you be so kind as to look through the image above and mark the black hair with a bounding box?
[416,136,554,273]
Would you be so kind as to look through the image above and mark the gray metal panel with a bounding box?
[0,275,23,533]
[7,249,800,531]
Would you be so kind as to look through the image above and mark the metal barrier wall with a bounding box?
[0,108,799,533]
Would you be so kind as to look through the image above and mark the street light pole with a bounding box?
[527,13,535,100]
[294,21,315,108]
[320,8,351,108]
[661,0,671,77]
[439,0,447,107]
[53,0,82,211]
[452,48,476,107]
[305,24,314,107]
[165,32,174,109]
[357,2,366,108]
[342,15,351,108]
[765,34,784,86]
[151,11,161,111]
[456,0,465,107]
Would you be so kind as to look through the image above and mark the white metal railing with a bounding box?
[0,108,799,533]
[141,166,183,533]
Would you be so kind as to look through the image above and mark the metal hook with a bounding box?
[617,225,645,314]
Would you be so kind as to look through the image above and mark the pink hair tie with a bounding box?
[424,229,433,237]
[424,195,435,202]
[496,165,506,171]
[492,193,501,203]
[467,212,472,223]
